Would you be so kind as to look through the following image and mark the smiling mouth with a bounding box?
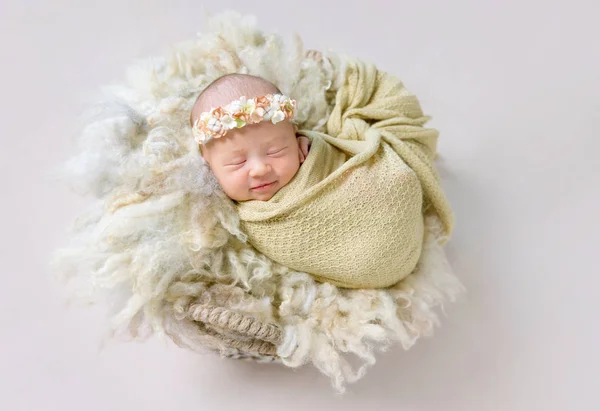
[251,182,276,190]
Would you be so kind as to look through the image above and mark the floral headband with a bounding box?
[192,93,297,144]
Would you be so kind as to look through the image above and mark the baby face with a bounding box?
[201,120,301,201]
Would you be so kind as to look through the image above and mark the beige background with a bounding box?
[1,0,599,410]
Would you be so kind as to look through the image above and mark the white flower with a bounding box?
[263,107,273,120]
[228,99,243,113]
[241,98,256,114]
[195,131,207,144]
[265,102,279,118]
[200,112,212,123]
[207,118,222,132]
[271,110,285,124]
[220,114,236,130]
[192,125,203,140]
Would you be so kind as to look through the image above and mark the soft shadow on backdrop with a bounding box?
[1,1,598,410]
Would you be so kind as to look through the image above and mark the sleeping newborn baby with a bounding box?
[190,74,310,202]
[190,65,443,289]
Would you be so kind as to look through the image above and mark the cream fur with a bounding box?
[53,11,463,392]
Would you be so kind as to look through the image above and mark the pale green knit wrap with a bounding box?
[236,59,454,288]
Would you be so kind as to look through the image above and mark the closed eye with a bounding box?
[268,147,287,155]
[225,159,246,167]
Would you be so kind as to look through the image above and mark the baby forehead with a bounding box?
[221,131,289,150]
[209,126,290,153]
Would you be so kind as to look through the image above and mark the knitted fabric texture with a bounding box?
[236,60,454,288]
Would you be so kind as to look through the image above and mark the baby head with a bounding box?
[190,74,303,202]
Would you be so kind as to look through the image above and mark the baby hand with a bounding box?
[297,136,311,164]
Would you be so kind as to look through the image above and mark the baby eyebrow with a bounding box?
[224,154,245,162]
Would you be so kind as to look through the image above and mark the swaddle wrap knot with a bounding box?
[235,60,454,288]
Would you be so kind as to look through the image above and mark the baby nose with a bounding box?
[249,160,271,177]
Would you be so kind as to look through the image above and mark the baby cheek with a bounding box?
[232,169,250,189]
[215,168,240,189]
[282,155,300,179]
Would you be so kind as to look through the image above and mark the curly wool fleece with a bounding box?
[52,12,464,392]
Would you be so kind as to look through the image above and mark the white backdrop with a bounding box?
[1,1,599,410]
